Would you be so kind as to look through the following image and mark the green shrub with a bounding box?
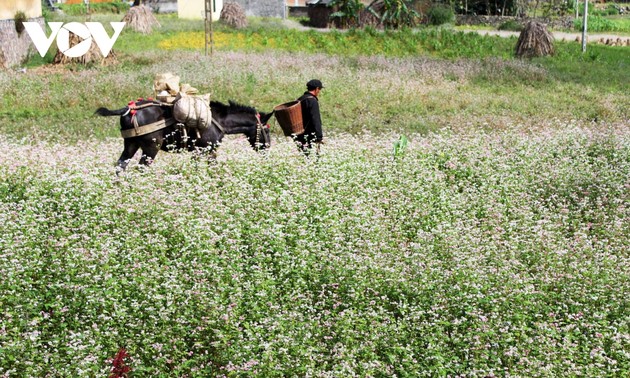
[573,15,622,32]
[329,0,364,28]
[575,1,595,16]
[58,1,129,16]
[379,0,420,29]
[427,5,455,26]
[14,10,27,33]
[498,19,523,31]
[590,4,621,16]
[603,4,620,16]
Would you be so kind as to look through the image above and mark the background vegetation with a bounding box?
[2,13,628,142]
[328,0,630,31]
[0,10,628,377]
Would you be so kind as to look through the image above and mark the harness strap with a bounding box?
[132,114,140,134]
[255,113,261,149]
[121,117,176,138]
[211,117,225,133]
[130,101,174,110]
[128,101,174,132]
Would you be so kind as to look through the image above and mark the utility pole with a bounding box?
[581,0,588,52]
[205,0,214,56]
[85,0,90,21]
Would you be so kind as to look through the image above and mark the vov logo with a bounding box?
[23,22,126,58]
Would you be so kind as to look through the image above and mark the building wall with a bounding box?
[0,17,44,68]
[178,0,223,20]
[230,0,285,18]
[0,0,42,19]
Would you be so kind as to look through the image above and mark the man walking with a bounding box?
[295,79,324,155]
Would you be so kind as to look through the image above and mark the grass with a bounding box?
[0,12,629,377]
[2,14,628,142]
[56,1,130,16]
[452,13,630,34]
[3,48,627,142]
[574,15,630,33]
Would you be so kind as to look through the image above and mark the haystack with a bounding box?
[515,21,554,58]
[220,2,247,29]
[53,32,117,65]
[122,4,160,34]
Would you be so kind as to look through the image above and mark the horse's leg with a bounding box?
[138,145,159,166]
[186,129,210,162]
[204,146,218,164]
[138,134,164,166]
[188,129,218,164]
[117,139,140,173]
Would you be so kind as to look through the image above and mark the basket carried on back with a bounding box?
[274,100,304,136]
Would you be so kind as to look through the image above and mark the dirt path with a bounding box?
[462,29,630,46]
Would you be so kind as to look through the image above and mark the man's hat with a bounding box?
[306,79,324,89]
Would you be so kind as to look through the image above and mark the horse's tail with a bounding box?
[94,107,129,117]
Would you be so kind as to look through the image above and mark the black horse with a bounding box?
[95,99,273,171]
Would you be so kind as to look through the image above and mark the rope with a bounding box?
[128,100,173,135]
[121,117,176,138]
[130,101,173,110]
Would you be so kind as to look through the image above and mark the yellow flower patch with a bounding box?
[159,32,268,51]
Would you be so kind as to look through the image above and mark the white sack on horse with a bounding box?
[173,93,212,130]
[154,73,200,102]
[153,72,180,95]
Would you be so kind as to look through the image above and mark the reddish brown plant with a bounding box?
[109,348,131,378]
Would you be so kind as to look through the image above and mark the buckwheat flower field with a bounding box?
[0,122,628,376]
[1,11,629,374]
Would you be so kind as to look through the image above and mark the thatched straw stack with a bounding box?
[122,4,160,34]
[515,21,555,58]
[220,2,247,29]
[53,32,117,65]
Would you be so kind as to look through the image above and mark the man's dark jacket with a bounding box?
[297,92,323,142]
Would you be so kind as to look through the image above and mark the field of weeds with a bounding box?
[0,14,628,377]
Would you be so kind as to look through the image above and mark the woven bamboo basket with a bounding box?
[274,100,304,136]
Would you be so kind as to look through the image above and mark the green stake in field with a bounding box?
[392,134,408,160]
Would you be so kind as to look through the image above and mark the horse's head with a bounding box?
[211,100,273,151]
[252,110,274,151]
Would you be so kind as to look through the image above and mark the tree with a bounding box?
[367,0,420,28]
[329,0,365,28]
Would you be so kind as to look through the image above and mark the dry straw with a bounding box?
[516,21,555,58]
[220,2,248,29]
[122,5,160,34]
[52,33,117,65]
